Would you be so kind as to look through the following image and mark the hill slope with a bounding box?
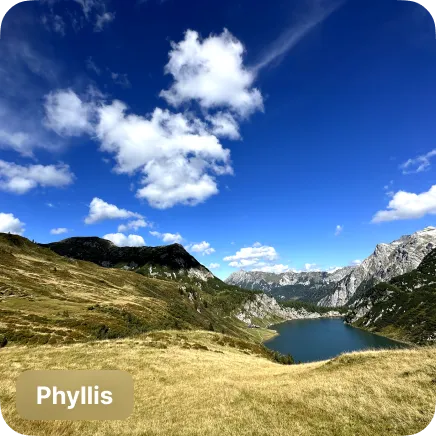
[41,237,215,284]
[0,233,256,345]
[1,331,435,436]
[346,247,436,344]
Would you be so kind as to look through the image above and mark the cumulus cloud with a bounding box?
[372,185,436,223]
[400,149,436,175]
[252,264,290,274]
[149,231,183,244]
[160,29,263,117]
[44,89,95,137]
[303,263,320,272]
[103,233,145,247]
[0,160,74,194]
[85,197,142,224]
[117,219,149,233]
[350,260,362,266]
[224,243,278,268]
[95,101,232,208]
[209,263,220,270]
[50,228,68,235]
[335,225,343,236]
[206,112,241,140]
[187,241,215,256]
[0,213,25,235]
[45,29,263,209]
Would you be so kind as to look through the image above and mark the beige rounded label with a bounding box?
[16,370,134,421]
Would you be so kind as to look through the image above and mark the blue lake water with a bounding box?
[264,318,408,363]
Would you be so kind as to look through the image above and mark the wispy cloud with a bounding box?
[253,0,344,72]
[400,149,436,174]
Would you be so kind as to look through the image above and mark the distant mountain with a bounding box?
[346,247,436,344]
[319,227,436,307]
[225,227,436,308]
[225,267,354,303]
[42,237,214,284]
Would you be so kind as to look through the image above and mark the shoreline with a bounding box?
[344,322,417,348]
[261,313,345,344]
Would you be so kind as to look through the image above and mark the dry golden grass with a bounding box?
[1,331,435,436]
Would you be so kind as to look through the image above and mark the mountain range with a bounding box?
[226,227,436,308]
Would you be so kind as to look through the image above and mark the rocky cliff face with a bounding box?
[235,294,342,327]
[225,267,354,303]
[319,227,436,307]
[346,247,436,344]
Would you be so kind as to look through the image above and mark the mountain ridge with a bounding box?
[225,227,436,308]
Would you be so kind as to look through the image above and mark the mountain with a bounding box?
[41,237,215,284]
[319,227,436,307]
[0,233,255,345]
[225,267,354,303]
[346,247,436,344]
[226,227,436,308]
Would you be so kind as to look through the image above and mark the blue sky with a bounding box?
[0,0,436,280]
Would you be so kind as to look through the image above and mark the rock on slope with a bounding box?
[346,247,436,344]
[235,294,342,327]
[319,227,436,307]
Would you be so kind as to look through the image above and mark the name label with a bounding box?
[16,370,133,420]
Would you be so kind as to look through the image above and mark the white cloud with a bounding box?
[209,263,220,270]
[253,264,290,274]
[111,72,131,88]
[224,243,278,268]
[103,233,145,247]
[160,29,263,117]
[117,219,149,233]
[188,241,215,256]
[96,101,232,209]
[86,56,101,75]
[206,112,240,140]
[85,198,142,224]
[149,231,183,244]
[0,213,25,235]
[335,225,343,236]
[253,1,342,71]
[350,260,362,266]
[372,185,436,223]
[400,149,436,174]
[304,263,321,272]
[95,12,115,32]
[0,160,74,194]
[0,130,33,157]
[50,228,68,235]
[44,89,95,137]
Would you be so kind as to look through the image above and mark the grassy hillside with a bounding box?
[1,331,435,436]
[0,233,258,345]
[347,249,436,344]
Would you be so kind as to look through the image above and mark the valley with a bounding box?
[1,228,436,435]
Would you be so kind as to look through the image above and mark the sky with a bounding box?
[0,0,436,280]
